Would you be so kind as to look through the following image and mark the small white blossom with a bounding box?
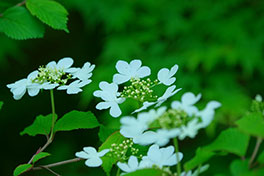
[94,81,125,117]
[171,92,201,116]
[117,156,146,174]
[141,144,183,168]
[57,80,91,94]
[255,94,262,102]
[113,60,151,84]
[46,57,74,71]
[198,101,221,128]
[75,147,109,167]
[155,85,181,107]
[158,64,178,86]
[67,62,95,81]
[7,71,40,100]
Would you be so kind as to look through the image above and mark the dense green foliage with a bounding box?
[0,0,264,175]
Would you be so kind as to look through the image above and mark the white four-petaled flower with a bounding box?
[57,80,91,94]
[75,147,109,167]
[113,60,151,84]
[158,64,178,86]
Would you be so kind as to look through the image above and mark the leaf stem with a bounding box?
[249,137,262,167]
[173,138,181,176]
[32,158,83,170]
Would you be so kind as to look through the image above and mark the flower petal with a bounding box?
[57,57,74,69]
[85,157,102,167]
[181,92,201,106]
[75,151,89,159]
[98,149,110,157]
[136,66,151,78]
[113,74,130,84]
[109,102,122,117]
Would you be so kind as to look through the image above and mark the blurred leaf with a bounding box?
[26,0,69,32]
[98,125,117,142]
[0,6,44,40]
[204,128,250,157]
[54,110,99,132]
[13,163,32,176]
[0,101,3,110]
[230,159,249,176]
[236,112,264,138]
[184,148,215,171]
[32,152,50,164]
[99,132,125,176]
[123,168,164,176]
[20,114,57,136]
[257,150,264,164]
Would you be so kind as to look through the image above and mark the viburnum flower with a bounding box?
[171,92,201,116]
[157,64,178,86]
[141,144,183,168]
[93,81,125,117]
[75,147,109,167]
[117,156,146,174]
[57,80,91,94]
[66,62,95,81]
[7,71,40,100]
[113,60,151,84]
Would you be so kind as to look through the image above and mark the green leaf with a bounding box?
[13,164,32,176]
[236,112,264,138]
[26,0,69,32]
[184,148,215,171]
[54,110,99,132]
[98,125,117,142]
[32,152,51,164]
[0,6,44,40]
[123,168,164,176]
[20,114,57,136]
[230,159,249,176]
[99,132,125,176]
[204,128,250,156]
[257,150,264,164]
[0,101,3,110]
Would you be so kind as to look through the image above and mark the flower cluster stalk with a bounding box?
[173,138,181,176]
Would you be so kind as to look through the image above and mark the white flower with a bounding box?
[7,71,41,100]
[117,156,146,174]
[46,57,74,71]
[57,80,91,94]
[75,147,109,167]
[155,85,181,107]
[113,60,151,84]
[94,81,125,117]
[141,144,183,168]
[171,92,201,116]
[135,128,180,146]
[198,101,221,128]
[158,64,178,86]
[67,62,95,81]
[178,119,202,140]
[255,94,262,102]
[132,101,155,114]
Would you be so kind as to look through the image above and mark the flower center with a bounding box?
[32,66,72,85]
[120,78,159,103]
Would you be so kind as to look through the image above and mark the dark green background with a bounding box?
[0,0,263,175]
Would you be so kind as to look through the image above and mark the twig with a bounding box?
[249,137,262,168]
[32,158,83,170]
[41,166,61,176]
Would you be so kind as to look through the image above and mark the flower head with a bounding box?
[113,60,151,84]
[94,81,125,117]
[75,147,109,167]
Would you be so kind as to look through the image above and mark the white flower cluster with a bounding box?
[94,59,180,117]
[120,92,221,146]
[117,144,183,175]
[7,57,95,100]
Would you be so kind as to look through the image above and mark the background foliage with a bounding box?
[0,0,264,175]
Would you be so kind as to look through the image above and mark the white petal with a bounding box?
[117,162,131,173]
[57,85,68,90]
[57,57,74,69]
[116,60,130,75]
[27,70,38,79]
[158,68,169,83]
[46,61,56,68]
[75,151,89,159]
[136,66,151,78]
[169,64,179,77]
[128,156,139,170]
[83,147,98,155]
[85,157,103,167]
[27,87,40,96]
[113,74,130,84]
[130,60,142,74]
[109,103,122,117]
[96,102,111,110]
[98,149,110,157]
[182,92,201,106]
[67,86,82,94]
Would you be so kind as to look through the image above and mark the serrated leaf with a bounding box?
[123,168,164,176]
[54,110,99,132]
[20,114,57,136]
[99,132,125,176]
[0,6,44,40]
[0,101,3,110]
[236,112,264,138]
[13,164,32,176]
[184,148,215,171]
[26,0,69,32]
[32,152,50,164]
[204,128,250,156]
[98,125,117,142]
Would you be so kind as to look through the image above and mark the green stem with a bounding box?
[173,138,181,176]
[50,89,56,138]
[116,167,120,176]
[249,137,263,168]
